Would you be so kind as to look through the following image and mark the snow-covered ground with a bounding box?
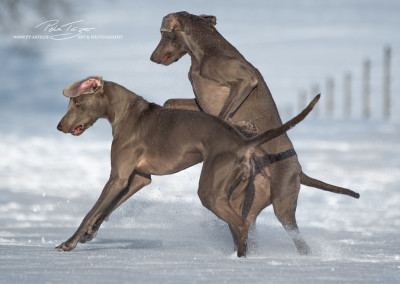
[1,121,400,283]
[1,0,400,283]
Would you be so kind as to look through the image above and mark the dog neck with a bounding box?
[180,22,220,63]
[181,33,204,63]
[102,81,151,135]
[181,28,233,69]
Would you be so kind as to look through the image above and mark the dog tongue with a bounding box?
[73,125,83,135]
[162,53,170,64]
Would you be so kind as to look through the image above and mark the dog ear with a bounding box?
[160,13,183,32]
[63,76,104,98]
[199,14,217,26]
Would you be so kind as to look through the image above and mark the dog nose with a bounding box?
[150,53,156,63]
[150,53,160,64]
[57,122,63,132]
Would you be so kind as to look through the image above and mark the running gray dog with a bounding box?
[56,76,320,257]
[150,11,360,255]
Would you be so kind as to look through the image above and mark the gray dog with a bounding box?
[56,76,320,257]
[150,11,360,255]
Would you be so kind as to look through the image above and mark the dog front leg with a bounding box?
[79,171,152,243]
[219,78,257,120]
[56,177,131,251]
[216,61,258,120]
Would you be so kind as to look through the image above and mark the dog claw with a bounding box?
[56,241,76,252]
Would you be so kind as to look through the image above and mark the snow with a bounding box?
[1,121,399,283]
[1,0,400,283]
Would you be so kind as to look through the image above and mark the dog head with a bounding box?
[57,76,106,136]
[150,11,217,65]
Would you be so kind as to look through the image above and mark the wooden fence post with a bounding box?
[311,84,320,118]
[298,90,307,114]
[383,46,391,120]
[362,59,371,119]
[326,77,334,119]
[344,72,352,119]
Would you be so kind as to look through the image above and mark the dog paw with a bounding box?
[56,240,77,252]
[228,119,259,138]
[236,228,249,258]
[236,244,247,258]
[296,241,311,255]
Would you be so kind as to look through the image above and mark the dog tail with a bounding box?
[246,94,320,148]
[301,172,360,199]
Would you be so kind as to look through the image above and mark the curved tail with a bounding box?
[301,172,360,199]
[247,94,320,148]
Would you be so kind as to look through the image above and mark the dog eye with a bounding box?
[168,32,177,40]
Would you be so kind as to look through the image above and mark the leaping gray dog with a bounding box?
[150,11,360,255]
[56,76,320,257]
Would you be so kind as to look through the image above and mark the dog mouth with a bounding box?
[71,124,84,136]
[162,52,171,64]
[161,51,186,65]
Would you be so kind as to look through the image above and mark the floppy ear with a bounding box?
[160,13,182,32]
[199,14,217,26]
[63,76,104,98]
